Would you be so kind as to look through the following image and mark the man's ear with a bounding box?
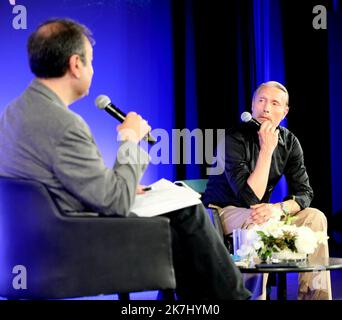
[69,54,81,79]
[282,106,289,120]
[251,101,255,115]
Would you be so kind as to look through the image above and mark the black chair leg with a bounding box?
[266,273,277,300]
[118,293,130,300]
[266,285,272,300]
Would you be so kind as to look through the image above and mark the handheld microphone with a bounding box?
[241,112,261,128]
[95,95,157,145]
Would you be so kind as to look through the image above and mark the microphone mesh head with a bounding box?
[95,95,111,110]
[241,112,252,123]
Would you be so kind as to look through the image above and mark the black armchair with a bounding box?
[0,177,176,299]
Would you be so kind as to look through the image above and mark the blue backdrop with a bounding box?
[0,0,175,184]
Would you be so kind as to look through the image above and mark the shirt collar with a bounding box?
[29,78,67,109]
[278,127,286,147]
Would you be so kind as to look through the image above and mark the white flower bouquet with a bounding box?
[237,210,328,263]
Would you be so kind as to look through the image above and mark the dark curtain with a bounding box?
[173,0,255,180]
[281,0,333,221]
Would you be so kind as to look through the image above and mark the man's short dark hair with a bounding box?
[28,18,95,78]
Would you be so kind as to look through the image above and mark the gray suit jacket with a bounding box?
[0,79,149,217]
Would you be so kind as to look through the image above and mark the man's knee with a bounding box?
[296,207,328,232]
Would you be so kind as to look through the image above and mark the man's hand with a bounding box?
[117,112,151,144]
[247,120,279,200]
[258,120,279,154]
[136,184,146,195]
[250,203,276,225]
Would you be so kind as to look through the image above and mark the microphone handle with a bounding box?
[105,104,156,145]
[250,118,261,127]
[105,104,126,122]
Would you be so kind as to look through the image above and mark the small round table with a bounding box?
[238,257,342,300]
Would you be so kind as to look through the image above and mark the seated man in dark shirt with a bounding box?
[203,81,331,300]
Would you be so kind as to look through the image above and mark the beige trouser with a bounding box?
[218,206,332,300]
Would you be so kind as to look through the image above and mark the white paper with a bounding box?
[131,178,202,217]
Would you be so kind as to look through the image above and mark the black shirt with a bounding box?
[202,123,313,209]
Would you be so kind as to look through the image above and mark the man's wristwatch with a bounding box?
[280,201,291,215]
